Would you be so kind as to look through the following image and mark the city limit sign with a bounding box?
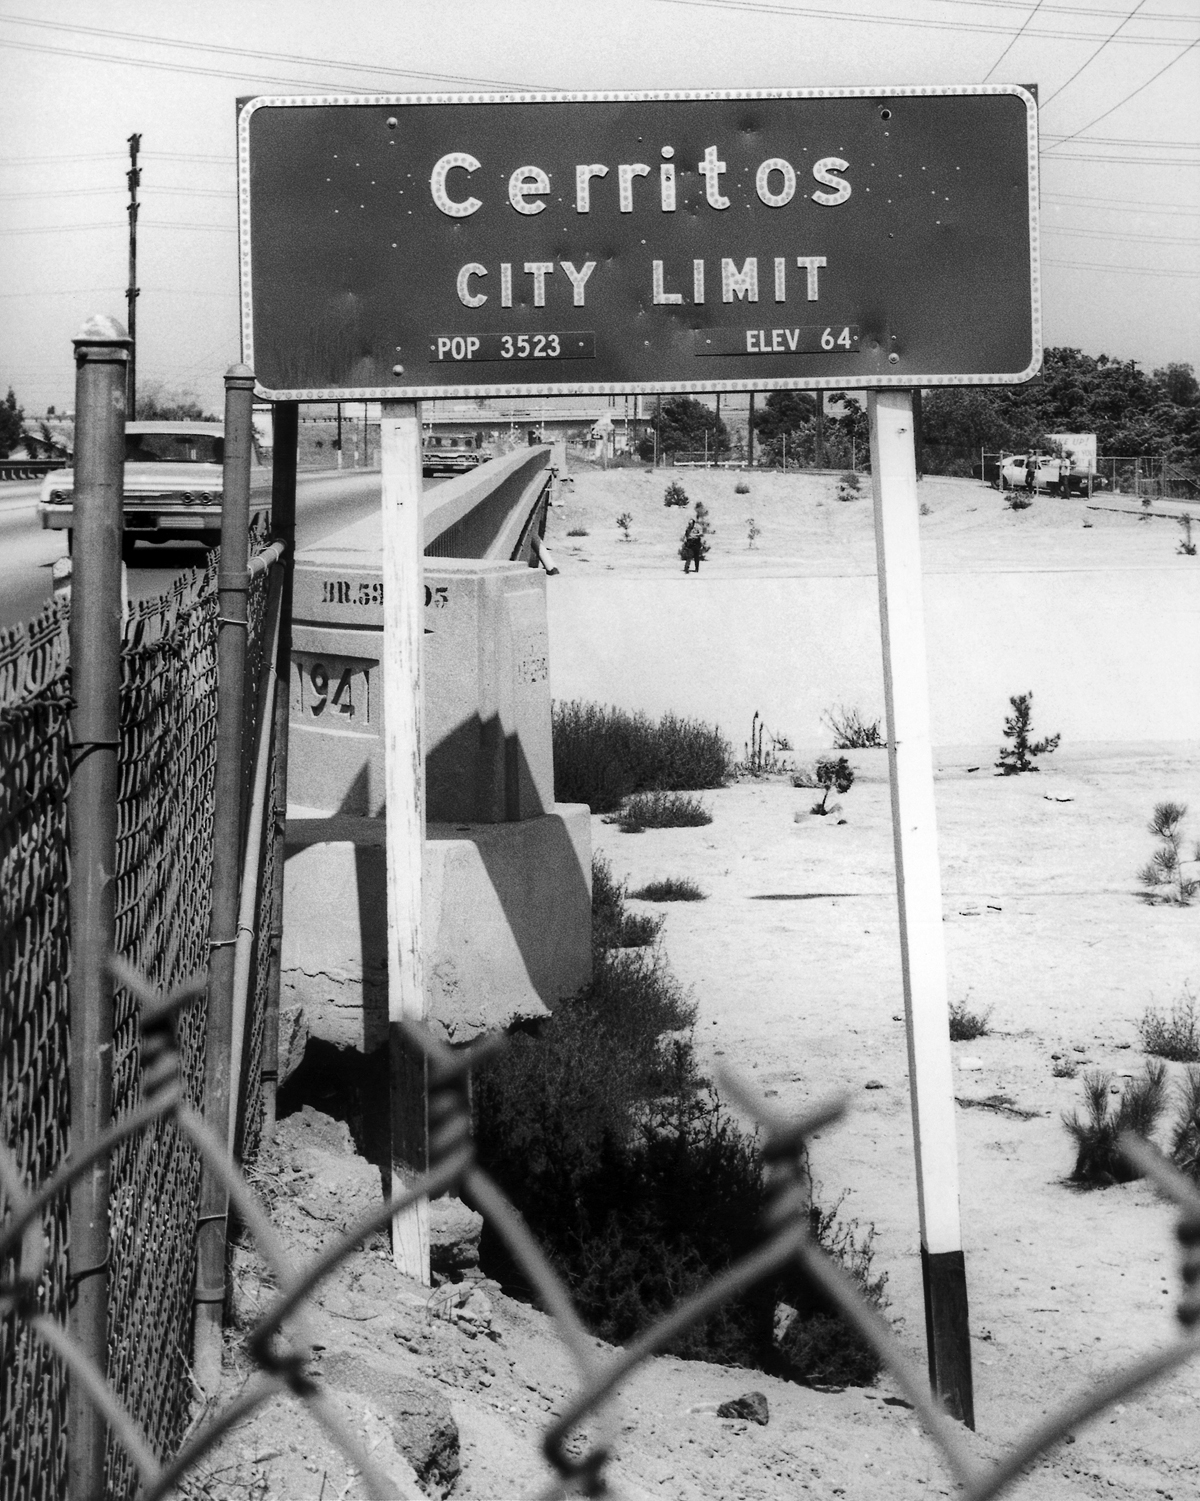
[237,87,1040,400]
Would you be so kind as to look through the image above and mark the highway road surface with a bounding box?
[0,467,404,633]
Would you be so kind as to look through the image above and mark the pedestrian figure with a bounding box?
[1024,457,1035,496]
[681,517,703,572]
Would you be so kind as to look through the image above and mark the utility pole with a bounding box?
[125,134,141,417]
[814,391,825,469]
[747,392,755,468]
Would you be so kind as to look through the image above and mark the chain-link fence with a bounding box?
[2,968,1198,1501]
[0,541,284,1501]
[0,600,73,1501]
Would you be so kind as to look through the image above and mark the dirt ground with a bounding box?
[202,463,1198,1500]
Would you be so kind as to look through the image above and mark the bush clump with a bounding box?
[811,757,854,816]
[631,877,707,902]
[1062,1064,1168,1186]
[591,853,664,950]
[1138,986,1200,1061]
[1171,1067,1200,1181]
[618,790,712,833]
[822,705,883,749]
[552,701,732,813]
[472,911,887,1381]
[948,999,993,1042]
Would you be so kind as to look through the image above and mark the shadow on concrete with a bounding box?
[426,710,545,824]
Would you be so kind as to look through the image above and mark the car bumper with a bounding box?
[38,504,223,533]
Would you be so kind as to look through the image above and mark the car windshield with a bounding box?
[125,432,223,464]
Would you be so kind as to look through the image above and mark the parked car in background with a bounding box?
[37,420,249,561]
[999,453,1105,496]
[421,438,490,477]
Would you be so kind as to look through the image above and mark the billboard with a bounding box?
[238,87,1040,400]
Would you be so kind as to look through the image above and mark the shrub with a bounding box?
[995,691,1060,775]
[948,999,993,1041]
[1138,985,1200,1061]
[747,517,761,548]
[473,950,887,1381]
[631,877,707,902]
[774,1199,888,1387]
[1006,490,1033,510]
[735,481,750,495]
[1062,1063,1169,1186]
[663,480,689,507]
[811,757,854,815]
[552,701,732,813]
[619,790,712,832]
[1138,802,1199,906]
[740,711,793,777]
[616,511,633,540]
[836,471,861,502]
[822,705,882,749]
[592,852,664,951]
[1170,1067,1200,1181]
[567,526,589,537]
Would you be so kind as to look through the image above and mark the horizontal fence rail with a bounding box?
[3,961,1198,1500]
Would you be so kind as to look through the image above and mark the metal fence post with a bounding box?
[194,363,255,1393]
[261,400,297,1142]
[66,313,129,1498]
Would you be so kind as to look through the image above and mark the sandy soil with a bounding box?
[543,460,1196,580]
[202,463,1198,1500]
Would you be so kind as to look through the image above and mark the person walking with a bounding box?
[681,517,704,573]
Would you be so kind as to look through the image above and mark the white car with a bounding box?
[38,420,229,560]
[999,453,1104,496]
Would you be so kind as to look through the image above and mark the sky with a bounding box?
[1,0,1197,416]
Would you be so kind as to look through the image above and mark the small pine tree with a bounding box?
[616,511,633,541]
[747,517,761,549]
[811,756,854,815]
[995,692,1060,775]
[663,480,689,507]
[1138,802,1199,906]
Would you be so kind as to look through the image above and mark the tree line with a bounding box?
[628,349,1199,474]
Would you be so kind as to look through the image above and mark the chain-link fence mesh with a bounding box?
[4,978,1199,1501]
[0,542,284,1501]
[104,561,222,1500]
[0,601,73,1501]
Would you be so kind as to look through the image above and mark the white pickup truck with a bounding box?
[38,420,229,561]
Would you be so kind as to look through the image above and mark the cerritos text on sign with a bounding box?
[239,88,1040,397]
[435,142,847,325]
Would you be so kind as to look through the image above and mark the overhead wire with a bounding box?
[1042,34,1200,142]
[646,0,1194,45]
[981,0,1047,81]
[1042,0,1150,104]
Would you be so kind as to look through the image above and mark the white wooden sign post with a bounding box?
[380,399,431,1284]
[870,389,973,1427]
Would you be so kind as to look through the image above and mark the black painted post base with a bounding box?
[921,1246,975,1429]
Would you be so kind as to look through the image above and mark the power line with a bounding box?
[981,0,1047,82]
[1040,149,1200,163]
[0,186,234,200]
[0,149,233,169]
[646,0,1196,45]
[1043,133,1200,148]
[0,18,550,92]
[1043,257,1200,276]
[1042,35,1200,143]
[1043,223,1200,242]
[1043,191,1200,213]
[0,221,235,235]
[1042,0,1150,104]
